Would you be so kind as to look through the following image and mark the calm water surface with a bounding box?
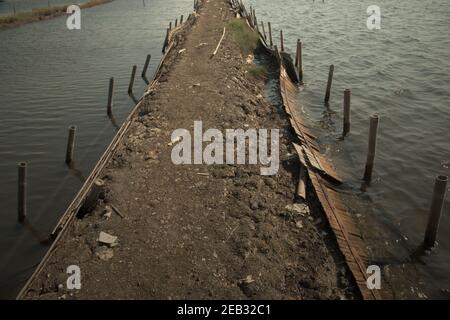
[246,0,450,298]
[1,0,449,299]
[0,0,91,16]
[0,0,193,298]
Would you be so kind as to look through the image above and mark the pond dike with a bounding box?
[18,0,377,299]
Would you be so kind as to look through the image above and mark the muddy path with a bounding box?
[22,0,357,300]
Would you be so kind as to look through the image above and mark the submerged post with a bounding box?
[424,175,448,248]
[324,64,334,103]
[175,18,178,28]
[180,15,184,24]
[261,21,266,40]
[169,21,172,31]
[128,65,137,95]
[268,22,273,47]
[141,54,151,78]
[107,77,114,116]
[65,125,76,165]
[162,27,169,53]
[343,89,351,136]
[296,39,303,81]
[363,114,379,182]
[18,162,27,223]
[280,30,284,52]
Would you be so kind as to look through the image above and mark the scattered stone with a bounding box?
[240,275,255,284]
[168,136,182,146]
[285,203,309,215]
[144,151,158,161]
[150,128,162,135]
[103,206,112,219]
[97,231,118,247]
[95,247,114,261]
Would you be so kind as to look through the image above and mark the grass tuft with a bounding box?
[248,65,267,79]
[227,18,260,55]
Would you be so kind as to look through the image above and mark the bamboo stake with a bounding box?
[280,30,284,52]
[296,39,303,81]
[107,77,114,116]
[162,27,169,53]
[343,89,351,136]
[18,162,27,223]
[128,65,137,95]
[261,21,266,40]
[268,22,273,47]
[363,115,379,182]
[324,64,334,103]
[424,175,448,248]
[141,54,151,78]
[65,126,76,165]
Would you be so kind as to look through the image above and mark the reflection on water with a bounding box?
[0,0,193,298]
[246,0,450,298]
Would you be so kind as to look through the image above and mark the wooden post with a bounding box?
[343,89,351,136]
[424,175,448,248]
[261,21,266,40]
[107,77,114,116]
[141,54,151,78]
[180,15,184,24]
[268,22,273,47]
[280,30,284,52]
[253,8,256,27]
[128,65,137,95]
[274,45,281,66]
[169,21,172,31]
[162,27,169,53]
[255,16,259,33]
[296,39,303,81]
[18,162,27,223]
[363,115,379,182]
[175,19,178,28]
[65,126,76,165]
[324,64,334,103]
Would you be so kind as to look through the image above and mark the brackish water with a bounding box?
[1,0,449,299]
[246,0,450,298]
[0,0,193,298]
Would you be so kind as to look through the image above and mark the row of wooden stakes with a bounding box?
[238,0,448,249]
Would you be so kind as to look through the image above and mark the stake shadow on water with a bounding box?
[19,219,52,246]
[67,161,87,183]
[128,92,139,105]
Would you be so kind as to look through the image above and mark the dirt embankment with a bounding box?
[23,0,357,300]
[0,0,112,31]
